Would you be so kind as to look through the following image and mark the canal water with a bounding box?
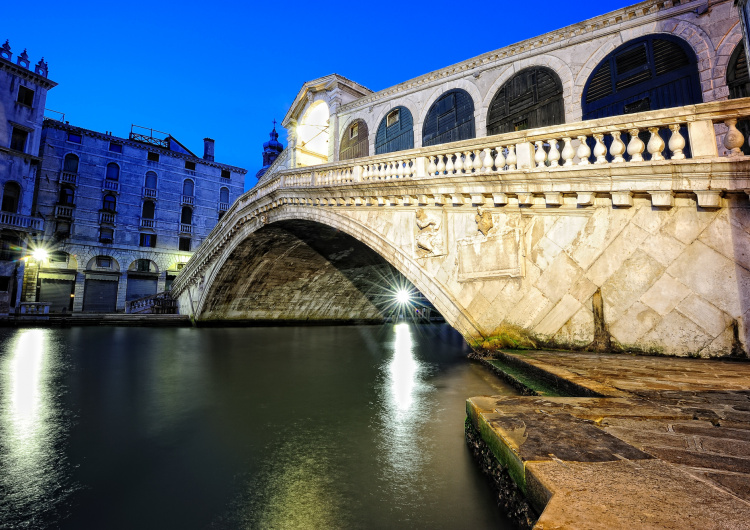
[0,324,516,529]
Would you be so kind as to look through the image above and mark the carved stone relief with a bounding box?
[414,208,446,258]
[457,212,523,281]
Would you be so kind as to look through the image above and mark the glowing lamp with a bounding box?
[396,289,411,305]
[32,248,49,262]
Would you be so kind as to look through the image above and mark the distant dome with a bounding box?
[256,124,285,181]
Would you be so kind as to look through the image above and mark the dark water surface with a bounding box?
[0,324,516,529]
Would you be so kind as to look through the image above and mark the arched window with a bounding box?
[106,162,120,181]
[1,182,20,213]
[145,171,157,189]
[487,67,565,135]
[102,194,116,212]
[582,34,701,120]
[58,186,75,205]
[182,179,194,197]
[63,154,79,173]
[339,119,369,160]
[142,200,155,219]
[727,43,750,155]
[219,187,229,203]
[180,206,192,225]
[422,89,475,147]
[375,106,414,155]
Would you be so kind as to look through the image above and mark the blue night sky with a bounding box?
[4,0,635,190]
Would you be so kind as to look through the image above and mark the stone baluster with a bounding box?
[494,146,506,171]
[647,127,665,161]
[627,128,645,162]
[724,118,745,157]
[577,135,591,165]
[481,148,493,173]
[534,141,546,168]
[593,134,607,164]
[668,124,686,160]
[547,139,560,167]
[506,145,517,170]
[396,160,404,178]
[363,164,370,180]
[454,153,463,174]
[472,150,482,173]
[463,152,472,173]
[610,131,626,163]
[436,154,446,175]
[561,137,575,166]
[427,156,437,175]
[379,162,386,179]
[445,154,455,174]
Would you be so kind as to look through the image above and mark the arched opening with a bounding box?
[296,100,330,166]
[145,171,157,190]
[58,186,75,205]
[182,179,194,197]
[181,206,193,225]
[102,194,116,212]
[105,162,120,181]
[219,187,229,203]
[142,200,155,219]
[339,119,369,160]
[582,34,702,120]
[37,251,77,313]
[727,43,750,155]
[201,219,439,323]
[83,255,120,312]
[375,106,414,155]
[1,182,21,213]
[63,153,79,173]
[126,259,158,301]
[487,67,565,135]
[422,89,475,147]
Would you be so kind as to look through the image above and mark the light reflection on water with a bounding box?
[0,329,72,527]
[0,325,516,529]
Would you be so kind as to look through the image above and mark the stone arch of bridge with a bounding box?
[190,206,482,340]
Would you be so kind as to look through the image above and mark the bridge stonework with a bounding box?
[172,99,750,357]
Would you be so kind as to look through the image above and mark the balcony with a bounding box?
[55,204,74,219]
[181,195,194,206]
[179,223,192,234]
[99,211,116,224]
[143,187,158,199]
[103,179,120,193]
[0,212,44,231]
[140,218,157,229]
[60,171,78,185]
[218,201,229,212]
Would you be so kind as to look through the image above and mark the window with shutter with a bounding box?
[422,90,475,147]
[375,106,414,155]
[339,119,369,161]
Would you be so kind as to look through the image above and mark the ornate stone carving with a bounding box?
[475,207,493,237]
[415,208,443,256]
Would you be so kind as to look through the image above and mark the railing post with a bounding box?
[687,120,719,158]
[415,156,427,178]
[515,142,535,170]
[353,165,362,182]
[311,171,317,186]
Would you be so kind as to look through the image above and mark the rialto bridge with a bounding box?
[170,0,750,357]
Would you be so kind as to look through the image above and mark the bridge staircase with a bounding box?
[125,291,178,315]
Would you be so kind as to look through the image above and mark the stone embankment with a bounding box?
[468,350,750,529]
[0,313,191,327]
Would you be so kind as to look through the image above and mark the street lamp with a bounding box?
[31,248,49,262]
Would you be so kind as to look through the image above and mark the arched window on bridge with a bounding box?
[487,66,565,135]
[182,179,194,197]
[105,162,119,181]
[63,153,79,173]
[142,200,155,219]
[339,119,369,161]
[422,89,475,147]
[375,106,414,155]
[181,206,192,225]
[728,43,750,155]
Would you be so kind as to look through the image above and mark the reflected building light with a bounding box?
[9,329,47,437]
[388,323,417,412]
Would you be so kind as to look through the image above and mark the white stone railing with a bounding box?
[180,223,192,234]
[99,211,115,224]
[143,187,158,199]
[0,212,44,231]
[55,205,74,218]
[141,218,156,229]
[103,179,119,192]
[181,195,194,206]
[218,202,229,212]
[172,99,750,295]
[60,171,77,185]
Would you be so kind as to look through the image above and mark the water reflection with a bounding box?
[0,329,70,525]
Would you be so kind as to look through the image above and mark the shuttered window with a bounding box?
[375,106,414,155]
[582,34,701,120]
[82,278,118,312]
[339,119,369,161]
[422,89,475,147]
[39,279,74,312]
[487,67,565,136]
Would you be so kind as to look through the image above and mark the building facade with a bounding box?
[28,122,246,312]
[0,41,55,312]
